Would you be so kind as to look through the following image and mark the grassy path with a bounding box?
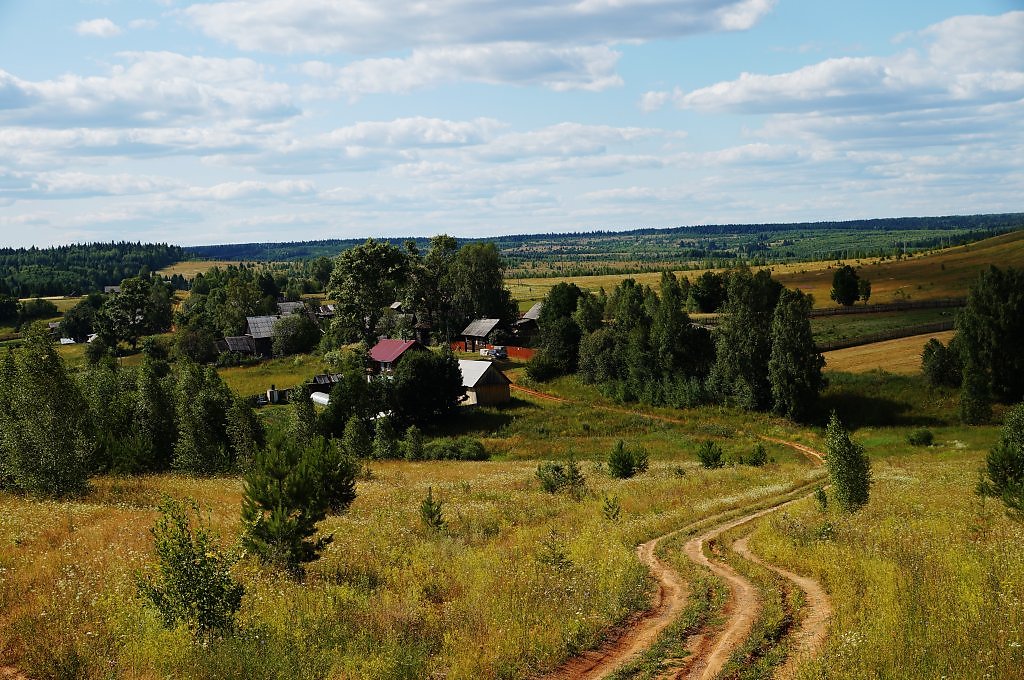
[518,381,832,679]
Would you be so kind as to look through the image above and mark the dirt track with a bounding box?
[517,382,831,680]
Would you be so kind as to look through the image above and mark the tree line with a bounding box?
[526,266,825,421]
[0,242,184,297]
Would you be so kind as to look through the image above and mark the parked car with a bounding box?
[488,346,508,359]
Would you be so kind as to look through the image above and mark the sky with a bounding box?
[0,0,1021,247]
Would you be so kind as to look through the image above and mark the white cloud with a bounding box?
[672,11,1024,119]
[184,179,315,201]
[0,52,298,128]
[184,0,776,55]
[317,43,623,95]
[75,18,122,38]
[129,19,159,30]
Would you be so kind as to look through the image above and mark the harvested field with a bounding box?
[823,330,956,374]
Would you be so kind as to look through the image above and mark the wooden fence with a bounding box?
[809,298,965,317]
[816,320,955,353]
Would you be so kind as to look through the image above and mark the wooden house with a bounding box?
[458,360,511,406]
[245,315,281,358]
[369,338,427,373]
[277,301,306,317]
[460,318,501,352]
[514,301,542,340]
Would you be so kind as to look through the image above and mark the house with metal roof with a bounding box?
[458,360,511,406]
[369,338,427,373]
[514,301,543,339]
[277,301,306,317]
[460,318,501,352]
[245,315,281,357]
[217,335,257,355]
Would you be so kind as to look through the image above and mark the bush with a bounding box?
[977,403,1024,512]
[696,440,724,469]
[536,454,587,498]
[907,429,934,446]
[137,497,244,634]
[401,425,424,461]
[825,412,872,513]
[747,443,768,466]
[525,350,562,382]
[601,493,621,521]
[608,440,649,479]
[422,436,490,461]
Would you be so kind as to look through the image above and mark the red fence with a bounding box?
[451,342,536,360]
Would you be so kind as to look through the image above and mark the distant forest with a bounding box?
[0,243,185,298]
[188,213,1024,272]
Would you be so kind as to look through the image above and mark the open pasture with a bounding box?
[157,260,245,279]
[823,330,956,375]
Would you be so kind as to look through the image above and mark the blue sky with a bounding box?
[0,0,1021,247]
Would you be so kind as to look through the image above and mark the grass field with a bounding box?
[810,308,956,345]
[217,353,327,397]
[0,387,826,679]
[823,330,956,375]
[509,229,1024,308]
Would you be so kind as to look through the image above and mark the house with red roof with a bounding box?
[369,338,427,374]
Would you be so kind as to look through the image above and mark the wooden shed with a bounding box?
[458,360,511,406]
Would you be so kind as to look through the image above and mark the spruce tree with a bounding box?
[768,288,825,421]
[824,412,871,512]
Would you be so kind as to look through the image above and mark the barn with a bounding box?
[461,318,501,352]
[458,360,511,406]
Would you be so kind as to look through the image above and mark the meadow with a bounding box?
[823,330,956,375]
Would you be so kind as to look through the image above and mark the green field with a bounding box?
[810,307,956,345]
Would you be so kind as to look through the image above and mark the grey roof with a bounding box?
[459,360,510,388]
[104,285,121,294]
[277,301,305,316]
[523,301,543,321]
[223,336,257,353]
[461,318,501,338]
[246,315,281,339]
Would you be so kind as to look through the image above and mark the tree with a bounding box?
[608,440,649,479]
[448,242,517,328]
[98,276,168,348]
[137,497,244,634]
[175,322,218,364]
[372,416,400,460]
[390,349,465,425]
[708,267,783,410]
[402,425,424,461]
[341,414,372,459]
[60,294,103,342]
[320,349,375,438]
[824,412,871,512]
[0,323,93,497]
[922,337,963,388]
[226,396,265,470]
[135,357,177,470]
[688,271,727,312]
[271,313,320,356]
[977,403,1024,512]
[830,265,861,307]
[858,277,872,304]
[419,487,445,532]
[956,266,1024,404]
[172,363,233,474]
[290,389,319,449]
[0,295,18,324]
[768,288,825,421]
[327,239,409,345]
[960,361,993,425]
[240,439,332,576]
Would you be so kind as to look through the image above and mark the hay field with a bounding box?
[157,260,243,278]
[509,230,1024,308]
[823,330,956,374]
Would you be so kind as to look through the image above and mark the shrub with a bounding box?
[536,454,587,498]
[422,436,490,461]
[402,425,424,461]
[907,429,934,446]
[601,493,621,522]
[814,487,828,512]
[371,416,399,460]
[420,487,445,532]
[137,497,244,634]
[747,443,768,466]
[977,403,1024,512]
[696,440,724,469]
[608,440,649,479]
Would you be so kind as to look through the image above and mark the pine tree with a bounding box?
[768,288,825,421]
[309,438,359,514]
[241,439,332,576]
[977,403,1024,512]
[824,412,871,512]
[419,487,445,532]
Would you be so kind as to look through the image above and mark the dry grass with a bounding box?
[157,261,244,278]
[509,230,1024,308]
[823,330,956,374]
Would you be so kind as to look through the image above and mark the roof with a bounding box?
[104,285,121,293]
[523,301,543,321]
[459,360,510,388]
[369,338,422,364]
[277,302,305,316]
[223,336,256,353]
[309,373,344,385]
[461,318,501,338]
[389,301,403,311]
[246,315,281,339]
